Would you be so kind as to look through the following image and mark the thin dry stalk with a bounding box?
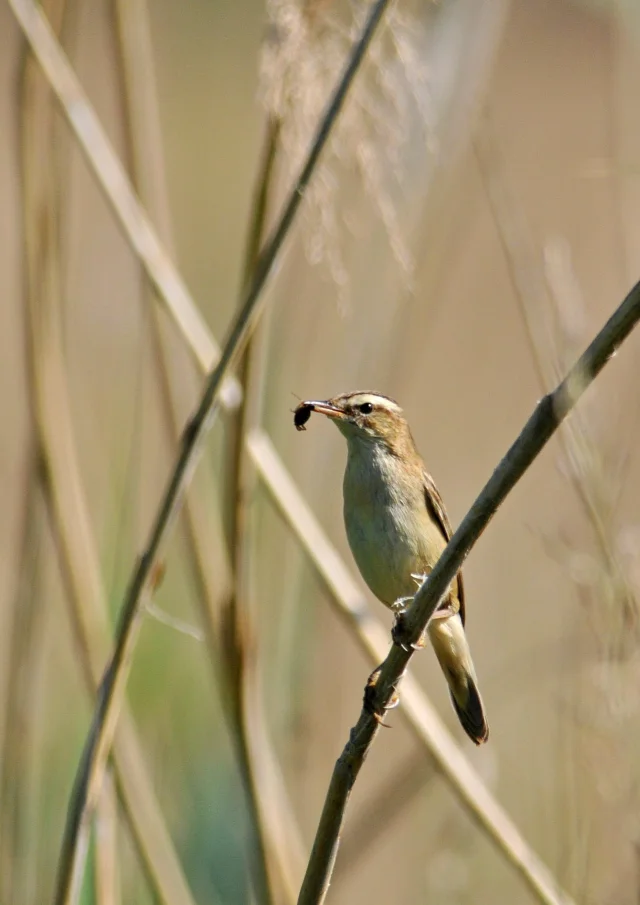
[477,122,640,896]
[53,3,393,901]
[0,454,45,905]
[220,116,303,905]
[110,0,233,659]
[18,15,200,905]
[94,771,120,905]
[20,6,114,903]
[113,4,302,901]
[11,1,587,900]
[7,0,241,408]
[475,122,637,634]
[112,0,233,650]
[42,496,202,905]
[219,120,308,904]
[247,429,574,905]
[227,310,305,903]
[295,278,640,904]
[15,5,591,898]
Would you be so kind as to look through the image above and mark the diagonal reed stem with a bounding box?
[248,429,573,905]
[113,5,303,901]
[18,7,202,902]
[220,116,299,905]
[52,3,392,902]
[296,276,640,905]
[12,1,591,902]
[475,119,638,634]
[6,0,240,407]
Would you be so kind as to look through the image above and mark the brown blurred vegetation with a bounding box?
[1,0,640,903]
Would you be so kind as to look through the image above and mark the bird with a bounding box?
[294,391,488,745]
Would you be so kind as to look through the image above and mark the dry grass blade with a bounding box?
[43,488,204,905]
[18,12,201,905]
[10,1,588,901]
[113,3,302,901]
[112,0,233,650]
[53,2,392,901]
[94,772,120,905]
[111,0,233,656]
[220,116,303,905]
[293,276,640,904]
[6,0,241,409]
[11,3,591,899]
[0,453,44,905]
[247,429,575,905]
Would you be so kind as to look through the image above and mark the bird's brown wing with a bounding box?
[422,470,465,626]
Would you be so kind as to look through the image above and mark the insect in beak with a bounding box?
[293,400,345,431]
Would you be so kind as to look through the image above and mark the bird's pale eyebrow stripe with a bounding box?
[349,392,401,413]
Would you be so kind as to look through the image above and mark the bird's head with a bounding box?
[294,391,411,452]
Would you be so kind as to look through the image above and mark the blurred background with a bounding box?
[1,0,640,903]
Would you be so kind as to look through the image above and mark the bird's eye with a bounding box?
[358,402,373,414]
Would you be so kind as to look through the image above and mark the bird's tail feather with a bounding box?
[428,612,489,745]
[449,674,489,745]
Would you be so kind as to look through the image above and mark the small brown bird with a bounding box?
[295,391,488,744]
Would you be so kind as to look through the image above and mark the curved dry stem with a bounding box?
[220,116,304,905]
[94,771,119,905]
[113,4,302,901]
[53,2,392,901]
[11,2,587,901]
[295,278,640,905]
[7,0,241,408]
[0,452,45,905]
[14,4,594,899]
[18,12,200,905]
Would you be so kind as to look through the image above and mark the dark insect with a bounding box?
[294,402,312,431]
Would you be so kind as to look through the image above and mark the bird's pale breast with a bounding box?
[343,441,446,607]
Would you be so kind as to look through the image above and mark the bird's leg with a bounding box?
[391,573,432,650]
[392,614,426,651]
[390,596,413,612]
[363,663,400,725]
[391,572,431,611]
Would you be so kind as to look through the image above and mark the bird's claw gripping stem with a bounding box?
[363,665,400,725]
[392,609,426,651]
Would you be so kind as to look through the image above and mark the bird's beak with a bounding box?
[293,399,346,431]
[303,400,345,419]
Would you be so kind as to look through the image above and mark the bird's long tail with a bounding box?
[428,612,489,745]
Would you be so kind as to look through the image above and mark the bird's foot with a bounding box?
[390,575,429,613]
[363,665,400,725]
[391,609,427,651]
[390,595,413,612]
[391,576,431,648]
[410,572,429,589]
